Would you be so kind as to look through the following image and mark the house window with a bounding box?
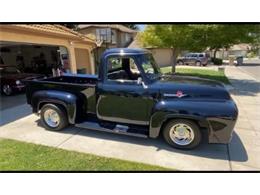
[96,28,111,43]
[111,29,117,44]
[125,33,131,42]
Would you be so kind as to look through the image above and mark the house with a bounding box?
[208,44,252,59]
[0,24,96,75]
[77,24,137,66]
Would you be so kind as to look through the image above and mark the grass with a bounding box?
[161,66,230,84]
[0,139,170,171]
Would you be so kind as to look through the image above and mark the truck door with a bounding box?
[96,56,150,126]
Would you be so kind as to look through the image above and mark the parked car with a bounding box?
[177,53,209,66]
[0,65,44,96]
[25,48,238,150]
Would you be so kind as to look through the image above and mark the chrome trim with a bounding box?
[163,93,187,98]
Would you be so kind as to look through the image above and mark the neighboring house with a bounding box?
[208,44,252,59]
[77,24,137,67]
[0,24,96,74]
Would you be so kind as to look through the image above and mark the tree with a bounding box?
[122,24,139,30]
[140,24,260,72]
[139,25,207,72]
[204,24,260,58]
[61,24,78,30]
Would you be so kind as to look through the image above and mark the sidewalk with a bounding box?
[225,66,260,170]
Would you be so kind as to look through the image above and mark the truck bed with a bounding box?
[43,74,98,85]
[25,74,98,114]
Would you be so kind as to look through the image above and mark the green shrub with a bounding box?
[211,58,223,65]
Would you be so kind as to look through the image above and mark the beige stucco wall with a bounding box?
[148,48,173,67]
[75,48,91,73]
[0,26,95,74]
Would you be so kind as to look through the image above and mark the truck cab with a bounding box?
[26,48,238,149]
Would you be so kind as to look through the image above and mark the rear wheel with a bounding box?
[2,84,13,96]
[40,104,68,131]
[163,119,202,149]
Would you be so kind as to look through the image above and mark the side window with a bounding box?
[199,54,204,57]
[129,58,140,74]
[107,56,140,82]
[107,58,121,71]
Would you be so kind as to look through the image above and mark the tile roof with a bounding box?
[7,24,95,44]
[78,24,137,33]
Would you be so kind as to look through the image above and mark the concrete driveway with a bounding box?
[0,67,259,170]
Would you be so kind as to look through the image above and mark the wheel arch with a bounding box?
[32,90,77,124]
[149,112,209,138]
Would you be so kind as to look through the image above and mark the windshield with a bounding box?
[140,54,161,80]
[2,66,20,74]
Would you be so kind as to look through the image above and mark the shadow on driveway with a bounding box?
[228,78,260,97]
[36,119,248,162]
[0,94,32,126]
[0,93,26,110]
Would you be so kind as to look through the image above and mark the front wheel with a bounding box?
[40,104,68,131]
[163,119,202,149]
[177,60,184,65]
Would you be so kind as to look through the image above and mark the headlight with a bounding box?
[16,80,21,85]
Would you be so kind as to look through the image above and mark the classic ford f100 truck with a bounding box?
[25,48,238,149]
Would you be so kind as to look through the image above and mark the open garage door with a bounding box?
[0,41,70,76]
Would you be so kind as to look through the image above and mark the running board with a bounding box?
[75,121,148,138]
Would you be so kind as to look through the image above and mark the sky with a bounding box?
[137,24,146,31]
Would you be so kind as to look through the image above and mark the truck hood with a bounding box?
[154,74,230,100]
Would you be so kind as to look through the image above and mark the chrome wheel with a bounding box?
[43,109,60,128]
[3,85,12,95]
[169,123,195,146]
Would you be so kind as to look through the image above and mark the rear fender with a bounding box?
[32,90,77,124]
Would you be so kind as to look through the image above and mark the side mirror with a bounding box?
[137,77,148,89]
[137,77,142,85]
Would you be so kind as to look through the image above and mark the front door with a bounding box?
[96,56,150,125]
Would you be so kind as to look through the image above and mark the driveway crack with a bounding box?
[226,144,232,171]
[55,129,82,148]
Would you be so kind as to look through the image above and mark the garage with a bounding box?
[0,24,96,124]
[0,42,70,76]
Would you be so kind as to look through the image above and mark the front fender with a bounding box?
[32,90,77,124]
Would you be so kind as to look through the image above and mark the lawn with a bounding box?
[161,66,230,84]
[0,139,169,171]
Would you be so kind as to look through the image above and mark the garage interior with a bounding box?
[0,24,96,126]
[0,41,70,76]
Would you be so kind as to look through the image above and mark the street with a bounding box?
[238,59,260,81]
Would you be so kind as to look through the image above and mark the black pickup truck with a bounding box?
[25,48,238,149]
